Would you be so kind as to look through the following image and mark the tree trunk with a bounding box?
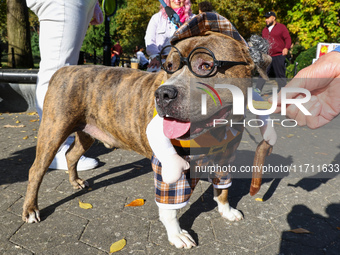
[7,0,33,68]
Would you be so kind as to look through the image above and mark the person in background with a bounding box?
[144,0,193,72]
[198,1,213,13]
[111,40,123,66]
[136,45,149,70]
[133,45,139,57]
[255,11,291,94]
[26,0,103,171]
[272,47,340,129]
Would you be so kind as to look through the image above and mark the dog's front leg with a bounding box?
[159,208,196,249]
[213,188,243,221]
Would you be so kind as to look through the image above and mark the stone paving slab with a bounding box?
[0,111,340,254]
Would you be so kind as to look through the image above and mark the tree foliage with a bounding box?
[3,0,338,67]
[113,0,159,55]
[286,0,340,49]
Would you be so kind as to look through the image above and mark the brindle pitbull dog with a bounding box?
[23,14,272,249]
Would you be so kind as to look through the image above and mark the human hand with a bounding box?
[90,2,104,25]
[147,58,161,69]
[282,48,288,56]
[271,51,340,129]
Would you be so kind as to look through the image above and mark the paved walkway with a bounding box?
[0,107,339,254]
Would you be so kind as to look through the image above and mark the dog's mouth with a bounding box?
[163,106,232,140]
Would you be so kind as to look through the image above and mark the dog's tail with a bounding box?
[249,140,273,196]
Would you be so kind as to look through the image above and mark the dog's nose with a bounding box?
[155,85,178,108]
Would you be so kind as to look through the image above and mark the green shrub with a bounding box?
[31,31,40,59]
[286,45,317,78]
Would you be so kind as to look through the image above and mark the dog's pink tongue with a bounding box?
[163,117,191,139]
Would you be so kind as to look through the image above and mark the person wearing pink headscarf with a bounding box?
[144,0,194,71]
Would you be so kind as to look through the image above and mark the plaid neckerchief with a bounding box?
[170,12,247,47]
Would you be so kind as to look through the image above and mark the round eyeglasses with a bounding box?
[159,45,248,78]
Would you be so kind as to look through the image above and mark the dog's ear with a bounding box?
[248,35,271,79]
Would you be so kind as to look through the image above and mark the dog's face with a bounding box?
[155,32,256,140]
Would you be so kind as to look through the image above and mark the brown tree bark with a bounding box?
[6,0,33,68]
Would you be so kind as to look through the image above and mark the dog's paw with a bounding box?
[71,178,89,189]
[169,229,196,249]
[23,209,40,223]
[219,204,243,221]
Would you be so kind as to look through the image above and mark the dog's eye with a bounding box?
[200,62,213,71]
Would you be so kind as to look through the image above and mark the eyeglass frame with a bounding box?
[159,45,249,78]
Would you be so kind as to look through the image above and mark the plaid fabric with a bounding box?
[152,136,241,206]
[152,155,200,205]
[170,12,247,47]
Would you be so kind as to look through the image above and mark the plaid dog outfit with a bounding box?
[152,125,244,209]
[153,13,248,210]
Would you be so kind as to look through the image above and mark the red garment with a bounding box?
[262,23,291,57]
[111,43,123,57]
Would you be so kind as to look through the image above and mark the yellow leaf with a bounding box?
[27,112,38,116]
[255,198,263,202]
[23,136,28,140]
[110,238,126,253]
[30,119,39,122]
[286,134,294,138]
[78,200,93,209]
[125,198,144,207]
[16,120,20,123]
[289,228,311,234]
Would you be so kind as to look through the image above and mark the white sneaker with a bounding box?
[49,144,98,171]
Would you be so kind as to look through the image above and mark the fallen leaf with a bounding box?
[30,119,39,122]
[289,228,311,234]
[3,124,25,128]
[315,152,328,155]
[16,120,20,123]
[125,198,145,207]
[255,198,263,202]
[23,136,28,140]
[336,227,340,230]
[110,238,126,253]
[27,112,38,116]
[78,200,93,209]
[286,134,294,138]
